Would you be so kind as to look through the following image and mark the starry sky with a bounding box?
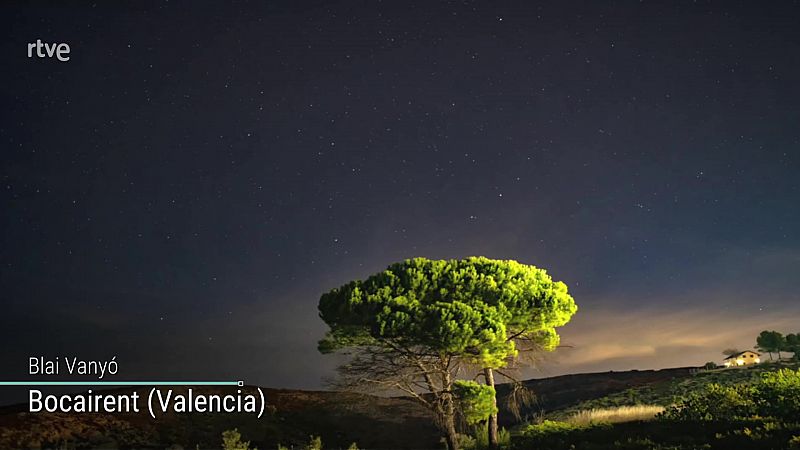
[1,2,799,401]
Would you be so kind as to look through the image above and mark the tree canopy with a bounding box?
[319,256,576,365]
[785,334,800,358]
[756,330,785,360]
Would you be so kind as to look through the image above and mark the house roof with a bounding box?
[723,350,761,360]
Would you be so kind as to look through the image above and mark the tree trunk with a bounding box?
[444,413,459,450]
[484,367,499,448]
[442,371,460,450]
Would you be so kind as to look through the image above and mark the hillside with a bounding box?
[547,361,800,420]
[0,366,707,449]
[0,387,438,449]
[503,366,698,424]
[514,362,800,450]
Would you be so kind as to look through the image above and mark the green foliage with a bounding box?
[306,435,322,450]
[515,364,800,449]
[551,362,800,420]
[756,369,800,418]
[521,420,587,438]
[221,429,256,450]
[456,433,477,450]
[512,419,800,450]
[318,257,577,368]
[659,383,756,421]
[472,426,511,449]
[498,427,512,447]
[460,426,511,450]
[702,361,717,370]
[659,369,800,422]
[318,257,576,449]
[453,380,498,425]
[346,443,359,450]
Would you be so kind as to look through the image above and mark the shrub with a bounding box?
[456,433,477,450]
[755,369,800,418]
[469,425,511,449]
[453,380,497,425]
[521,420,584,438]
[306,435,322,450]
[659,383,756,421]
[221,429,256,450]
[514,419,800,450]
[498,428,511,447]
[660,368,800,422]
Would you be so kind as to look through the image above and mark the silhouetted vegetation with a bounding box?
[754,330,800,361]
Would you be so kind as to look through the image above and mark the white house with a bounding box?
[722,351,760,367]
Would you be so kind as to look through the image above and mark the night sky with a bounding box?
[2,2,799,400]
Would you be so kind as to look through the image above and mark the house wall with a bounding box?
[723,351,760,367]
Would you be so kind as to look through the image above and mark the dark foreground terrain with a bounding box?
[0,367,698,449]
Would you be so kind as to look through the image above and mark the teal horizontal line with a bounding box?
[0,381,241,386]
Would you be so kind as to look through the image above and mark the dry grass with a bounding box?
[566,405,664,426]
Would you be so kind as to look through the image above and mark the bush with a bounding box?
[660,368,800,422]
[497,428,511,447]
[755,369,800,418]
[456,433,477,450]
[521,420,586,438]
[306,435,322,450]
[659,383,756,421]
[221,429,256,450]
[468,425,511,449]
[513,368,800,450]
[453,380,497,425]
[512,419,800,450]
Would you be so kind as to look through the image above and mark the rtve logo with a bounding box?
[27,39,70,62]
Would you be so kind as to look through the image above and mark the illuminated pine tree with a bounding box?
[317,257,577,450]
